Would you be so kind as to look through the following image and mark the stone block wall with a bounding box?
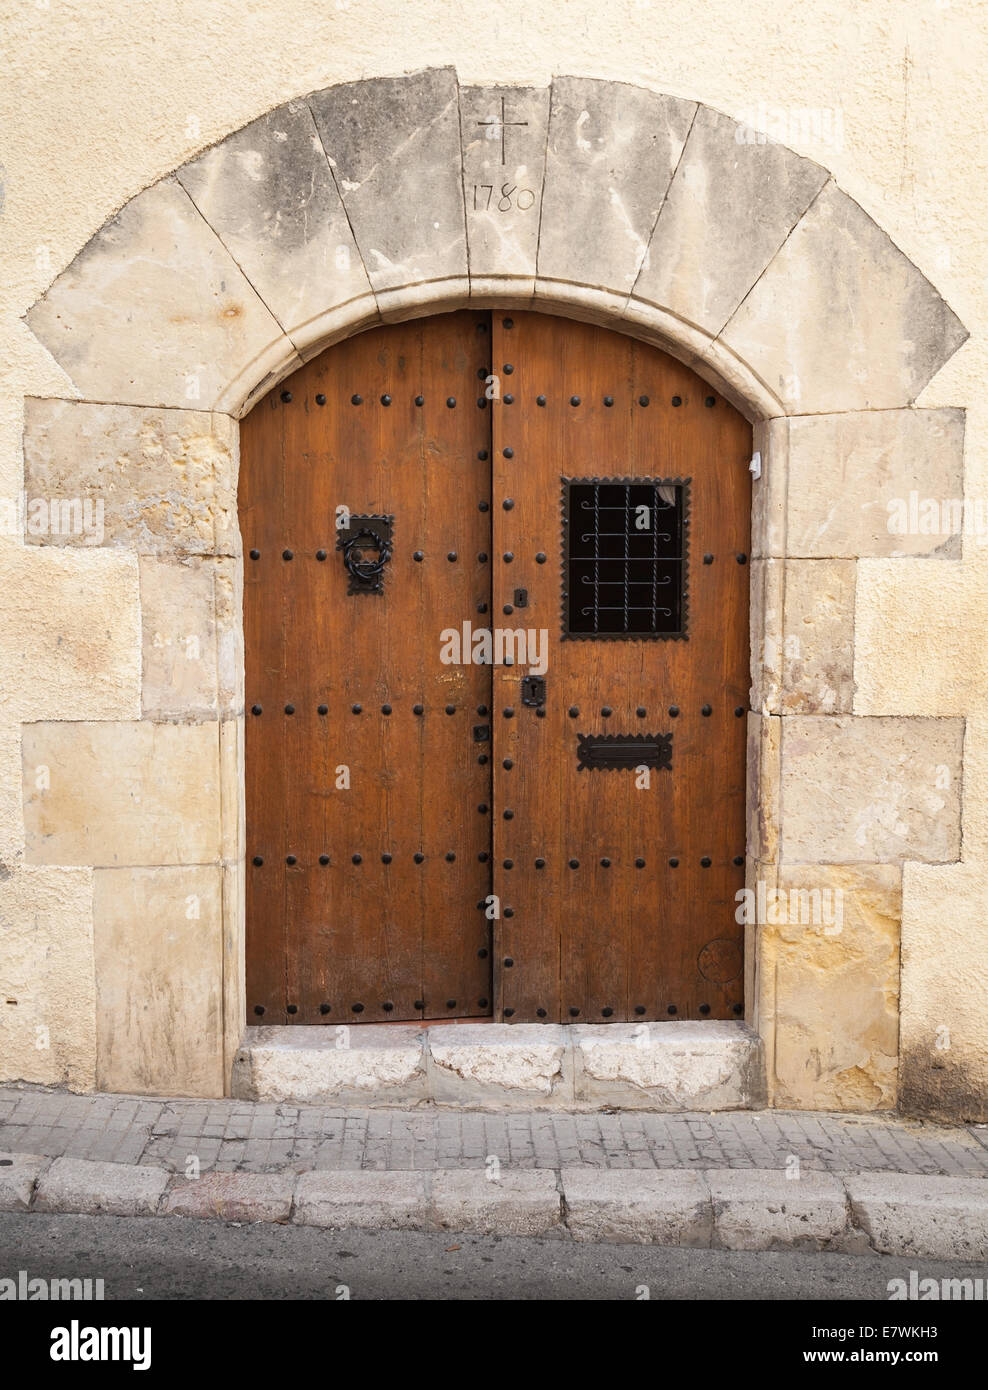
[0,57,981,1119]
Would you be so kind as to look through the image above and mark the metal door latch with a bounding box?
[521,675,546,707]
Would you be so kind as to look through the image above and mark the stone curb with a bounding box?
[5,1151,986,1259]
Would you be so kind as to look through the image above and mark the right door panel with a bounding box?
[491,312,752,1024]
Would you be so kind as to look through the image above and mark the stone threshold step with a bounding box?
[3,1154,986,1260]
[231,1020,767,1111]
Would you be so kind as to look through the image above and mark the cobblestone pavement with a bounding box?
[2,1086,986,1176]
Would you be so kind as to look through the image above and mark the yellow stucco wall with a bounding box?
[1,0,985,1114]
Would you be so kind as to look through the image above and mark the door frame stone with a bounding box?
[19,70,967,1108]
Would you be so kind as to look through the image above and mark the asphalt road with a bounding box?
[0,1211,979,1301]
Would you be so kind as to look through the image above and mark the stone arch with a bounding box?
[19,70,969,1107]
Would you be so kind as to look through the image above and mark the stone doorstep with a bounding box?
[7,1154,986,1259]
[231,1020,768,1112]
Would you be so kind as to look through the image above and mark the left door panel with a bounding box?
[241,311,495,1024]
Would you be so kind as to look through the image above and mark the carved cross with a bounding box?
[477,97,529,167]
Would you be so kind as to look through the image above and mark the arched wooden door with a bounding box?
[240,310,751,1026]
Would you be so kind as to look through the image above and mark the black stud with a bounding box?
[319,854,330,866]
[569,1007,580,1017]
[735,706,745,717]
[414,1000,425,1010]
[249,549,260,560]
[351,394,362,405]
[503,604,514,616]
[478,998,489,1009]
[503,808,514,819]
[503,552,513,562]
[536,1008,547,1018]
[316,549,327,561]
[252,856,263,867]
[477,602,488,613]
[700,1003,711,1015]
[602,1007,614,1017]
[733,855,744,866]
[502,318,513,329]
[669,705,679,717]
[251,704,262,716]
[479,552,488,563]
[413,703,424,715]
[568,706,579,718]
[414,853,425,864]
[445,703,456,715]
[536,708,546,718]
[381,703,392,715]
[478,501,489,512]
[733,1003,744,1016]
[535,552,546,564]
[315,394,326,406]
[414,550,424,562]
[600,857,611,868]
[382,1002,394,1012]
[703,553,714,565]
[503,362,514,373]
[503,499,514,510]
[702,704,712,716]
[639,395,649,407]
[319,1003,331,1014]
[445,852,456,863]
[352,703,362,714]
[536,395,547,406]
[283,549,293,561]
[284,704,295,715]
[287,1004,298,1014]
[701,856,712,868]
[478,947,488,959]
[535,857,545,869]
[504,1008,515,1018]
[737,552,748,565]
[381,853,392,864]
[668,1004,678,1015]
[380,394,392,406]
[502,757,513,769]
[503,708,514,719]
[477,705,489,716]
[478,753,488,764]
[352,1003,364,1014]
[504,907,514,918]
[569,858,579,869]
[671,395,682,407]
[478,804,488,815]
[281,390,292,403]
[603,395,614,407]
[636,706,647,718]
[601,706,612,717]
[447,551,458,562]
[503,448,514,458]
[352,854,362,865]
[669,857,679,868]
[478,851,489,862]
[705,396,716,407]
[446,999,457,1009]
[570,395,580,407]
[503,394,514,404]
[415,395,425,406]
[478,450,489,461]
[446,397,456,408]
[635,857,646,868]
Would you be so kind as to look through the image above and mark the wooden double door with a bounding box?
[241,311,751,1026]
